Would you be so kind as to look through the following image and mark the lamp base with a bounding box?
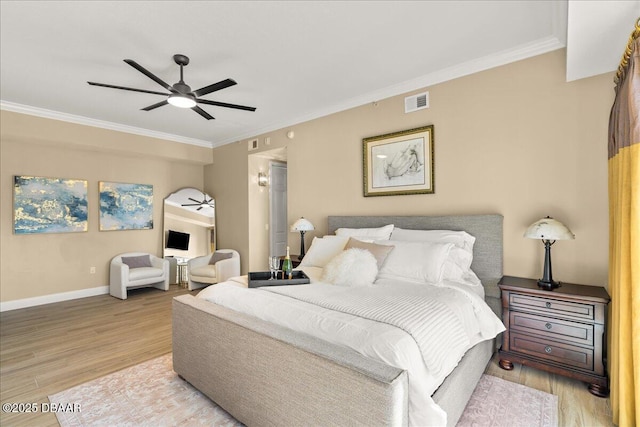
[298,230,306,260]
[537,279,561,291]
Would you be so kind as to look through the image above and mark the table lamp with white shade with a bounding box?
[524,216,575,290]
[291,217,315,260]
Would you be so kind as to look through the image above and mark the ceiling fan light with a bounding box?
[168,94,196,108]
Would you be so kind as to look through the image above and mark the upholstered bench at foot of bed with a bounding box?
[172,294,409,427]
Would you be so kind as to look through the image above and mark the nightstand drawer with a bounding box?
[510,332,593,371]
[510,293,595,321]
[510,311,594,346]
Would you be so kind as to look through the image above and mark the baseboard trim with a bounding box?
[0,286,109,312]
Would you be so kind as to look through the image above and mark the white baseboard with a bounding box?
[0,286,109,312]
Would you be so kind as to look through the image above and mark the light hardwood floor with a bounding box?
[0,285,194,426]
[1,286,613,426]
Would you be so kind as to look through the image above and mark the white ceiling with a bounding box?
[1,1,636,149]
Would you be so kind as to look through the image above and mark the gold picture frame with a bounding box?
[363,125,434,197]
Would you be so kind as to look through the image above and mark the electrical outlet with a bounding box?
[90,267,96,274]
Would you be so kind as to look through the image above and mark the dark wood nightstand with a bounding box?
[498,276,610,397]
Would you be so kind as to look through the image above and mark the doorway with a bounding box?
[247,148,287,271]
[269,162,287,257]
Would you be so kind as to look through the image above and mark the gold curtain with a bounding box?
[608,18,640,427]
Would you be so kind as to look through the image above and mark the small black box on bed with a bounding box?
[248,271,310,288]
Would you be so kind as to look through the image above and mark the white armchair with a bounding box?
[110,252,170,300]
[187,249,240,290]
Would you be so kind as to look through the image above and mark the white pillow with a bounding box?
[376,240,454,284]
[335,224,394,242]
[447,247,473,270]
[442,257,469,281]
[322,248,378,286]
[298,235,349,268]
[390,228,475,253]
[389,228,475,280]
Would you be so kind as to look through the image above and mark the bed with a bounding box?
[172,214,504,426]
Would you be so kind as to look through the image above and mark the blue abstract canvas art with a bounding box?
[13,176,88,234]
[99,182,153,231]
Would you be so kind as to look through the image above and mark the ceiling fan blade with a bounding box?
[197,206,203,211]
[196,99,256,112]
[192,106,215,120]
[124,59,174,92]
[141,100,168,111]
[181,204,202,206]
[88,82,168,96]
[193,79,236,97]
[187,198,202,203]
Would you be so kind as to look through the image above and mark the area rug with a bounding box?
[456,374,558,427]
[49,354,557,427]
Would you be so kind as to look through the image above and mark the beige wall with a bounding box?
[204,141,250,271]
[0,111,211,303]
[0,48,614,305]
[207,50,614,287]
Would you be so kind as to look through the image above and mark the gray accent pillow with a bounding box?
[209,251,233,265]
[121,255,152,269]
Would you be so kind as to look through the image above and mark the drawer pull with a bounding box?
[546,302,552,308]
[545,346,552,354]
[545,322,552,330]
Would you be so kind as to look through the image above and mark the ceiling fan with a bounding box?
[181,192,214,211]
[88,54,256,120]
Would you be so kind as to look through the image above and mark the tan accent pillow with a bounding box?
[344,237,394,268]
[209,251,233,265]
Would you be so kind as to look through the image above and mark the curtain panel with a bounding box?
[608,25,640,427]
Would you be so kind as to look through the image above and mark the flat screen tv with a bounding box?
[166,230,190,250]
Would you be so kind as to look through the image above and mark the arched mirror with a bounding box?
[163,188,216,283]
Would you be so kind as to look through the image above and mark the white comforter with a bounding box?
[198,272,504,426]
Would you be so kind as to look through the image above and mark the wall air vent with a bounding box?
[404,92,429,113]
[248,138,259,151]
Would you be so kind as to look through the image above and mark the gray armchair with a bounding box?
[110,252,170,299]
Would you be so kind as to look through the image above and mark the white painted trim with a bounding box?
[211,36,566,147]
[551,0,568,46]
[0,286,109,312]
[2,35,566,150]
[0,101,214,149]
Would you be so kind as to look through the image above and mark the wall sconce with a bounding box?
[258,172,268,187]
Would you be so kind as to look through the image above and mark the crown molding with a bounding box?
[213,35,566,147]
[0,101,214,148]
[2,33,566,150]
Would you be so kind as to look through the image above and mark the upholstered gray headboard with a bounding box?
[327,215,503,287]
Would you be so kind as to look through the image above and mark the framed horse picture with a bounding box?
[363,125,434,197]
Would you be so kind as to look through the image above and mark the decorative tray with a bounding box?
[248,270,310,288]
